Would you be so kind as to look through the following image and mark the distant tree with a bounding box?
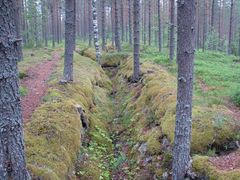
[101,0,106,50]
[114,0,122,51]
[169,0,175,62]
[148,0,152,46]
[157,0,162,52]
[63,0,76,82]
[92,0,101,63]
[173,0,196,179]
[132,0,141,82]
[228,0,234,55]
[0,0,29,178]
[128,0,133,46]
[88,0,93,47]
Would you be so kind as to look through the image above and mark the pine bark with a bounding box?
[157,0,162,52]
[101,0,106,50]
[143,0,147,45]
[88,0,92,47]
[92,0,101,63]
[228,0,234,55]
[41,0,48,47]
[132,0,140,82]
[148,0,151,46]
[0,0,30,178]
[114,0,122,52]
[203,0,207,51]
[128,0,132,46]
[169,0,175,62]
[120,0,124,41]
[173,0,196,179]
[63,0,75,82]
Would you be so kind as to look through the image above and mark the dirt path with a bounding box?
[21,52,60,122]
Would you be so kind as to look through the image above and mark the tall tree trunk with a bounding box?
[0,0,30,178]
[114,0,122,52]
[101,0,106,50]
[157,0,162,52]
[211,0,216,29]
[50,0,55,48]
[173,0,196,179]
[92,0,101,63]
[111,0,115,47]
[41,0,48,47]
[128,0,132,46]
[120,0,124,41]
[239,28,240,56]
[203,0,207,52]
[228,0,234,55]
[88,0,92,47]
[63,0,75,82]
[169,0,175,63]
[132,0,140,82]
[148,0,151,46]
[143,0,147,45]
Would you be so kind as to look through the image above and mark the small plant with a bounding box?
[231,89,240,107]
[206,148,216,157]
[19,86,28,97]
[19,72,28,79]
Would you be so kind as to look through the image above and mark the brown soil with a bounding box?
[209,150,240,171]
[21,52,60,122]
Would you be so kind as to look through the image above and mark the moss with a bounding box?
[25,52,114,179]
[193,155,240,180]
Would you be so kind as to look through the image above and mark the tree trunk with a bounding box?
[63,0,75,82]
[120,0,124,41]
[14,0,23,60]
[203,0,207,52]
[0,0,30,178]
[88,0,92,47]
[111,0,115,47]
[169,0,175,63]
[238,28,240,56]
[41,0,48,47]
[228,0,234,55]
[132,0,140,82]
[92,0,101,63]
[157,0,162,52]
[128,0,132,46]
[148,0,151,46]
[114,0,122,52]
[101,0,106,50]
[50,0,55,48]
[173,0,196,179]
[143,0,147,45]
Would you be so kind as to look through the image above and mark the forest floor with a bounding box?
[20,46,240,179]
[20,51,60,121]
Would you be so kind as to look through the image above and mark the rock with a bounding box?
[138,143,147,157]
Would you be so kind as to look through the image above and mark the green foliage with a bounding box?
[19,72,28,79]
[19,86,28,97]
[231,88,240,107]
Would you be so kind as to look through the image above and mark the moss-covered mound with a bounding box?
[111,55,239,178]
[25,53,113,179]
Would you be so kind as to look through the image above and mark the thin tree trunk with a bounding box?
[132,0,140,82]
[50,0,55,48]
[88,0,92,47]
[41,0,48,47]
[0,0,30,178]
[101,0,106,50]
[157,0,162,52]
[143,0,147,45]
[169,0,175,62]
[63,0,75,82]
[239,28,240,56]
[173,0,196,179]
[120,0,124,41]
[228,0,234,55]
[128,0,132,46]
[148,0,151,46]
[114,0,122,52]
[203,0,207,51]
[111,0,115,47]
[92,0,101,63]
